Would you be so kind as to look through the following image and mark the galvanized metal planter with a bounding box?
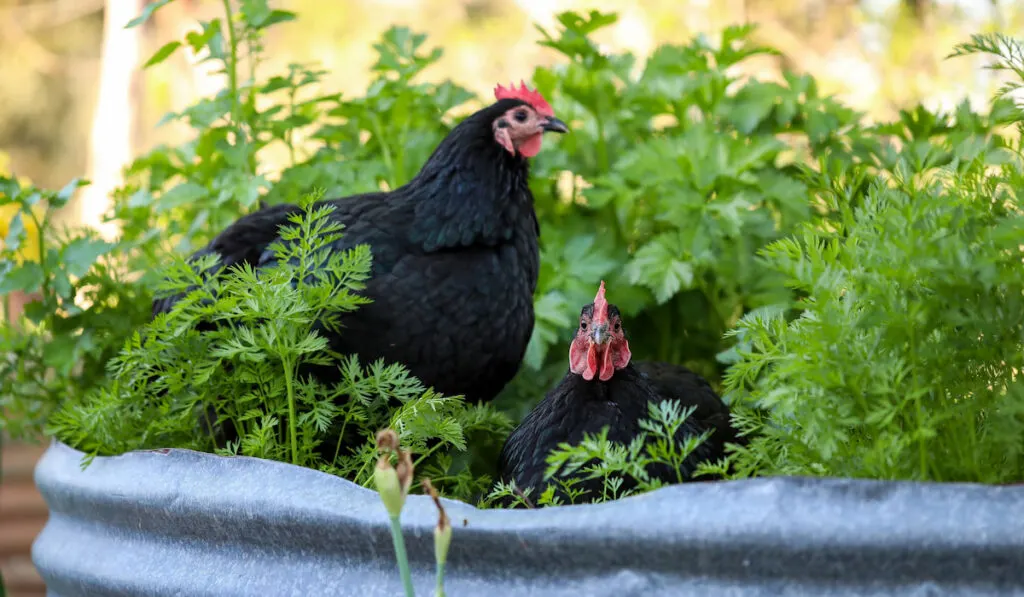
[31,439,1024,596]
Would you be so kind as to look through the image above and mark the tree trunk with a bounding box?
[79,0,144,241]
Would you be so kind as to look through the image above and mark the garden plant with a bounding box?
[3,1,1024,593]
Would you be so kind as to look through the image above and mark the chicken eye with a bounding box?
[580,322,588,330]
[614,322,620,331]
[514,110,529,122]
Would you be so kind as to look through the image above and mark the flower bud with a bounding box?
[374,428,415,519]
[422,478,452,566]
[434,517,452,568]
[374,455,405,518]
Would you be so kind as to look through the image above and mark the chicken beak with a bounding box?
[542,117,569,134]
[589,322,610,346]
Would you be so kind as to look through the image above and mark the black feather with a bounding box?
[497,305,743,507]
[152,98,545,454]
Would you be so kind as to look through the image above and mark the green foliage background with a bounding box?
[2,1,1023,504]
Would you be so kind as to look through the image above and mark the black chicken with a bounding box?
[153,82,567,408]
[497,281,742,505]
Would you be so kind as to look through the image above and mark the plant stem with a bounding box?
[27,209,49,297]
[370,115,396,187]
[412,442,446,469]
[388,514,415,597]
[435,559,446,597]
[908,315,928,480]
[395,118,409,184]
[203,403,221,450]
[219,0,248,174]
[287,85,297,165]
[282,357,299,465]
[245,24,259,174]
[967,406,980,481]
[353,456,373,486]
[331,408,352,465]
[595,114,609,172]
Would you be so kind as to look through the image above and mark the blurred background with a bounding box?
[1,0,1022,595]
[1,0,1021,226]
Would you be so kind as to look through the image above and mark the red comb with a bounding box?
[592,280,609,325]
[494,80,554,117]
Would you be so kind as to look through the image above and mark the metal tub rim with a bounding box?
[31,439,1024,596]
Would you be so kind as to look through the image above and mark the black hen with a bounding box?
[153,82,568,407]
[497,281,742,505]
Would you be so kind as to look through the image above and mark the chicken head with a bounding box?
[569,280,632,382]
[492,81,568,158]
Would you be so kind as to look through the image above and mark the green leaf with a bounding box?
[52,269,73,300]
[4,212,25,253]
[20,191,42,208]
[126,190,154,208]
[145,41,183,69]
[0,262,45,294]
[555,9,618,37]
[43,335,80,376]
[62,238,115,278]
[124,0,174,29]
[261,76,293,94]
[185,20,221,54]
[258,9,297,29]
[728,83,778,134]
[157,183,208,212]
[561,235,618,281]
[53,178,86,208]
[625,235,696,304]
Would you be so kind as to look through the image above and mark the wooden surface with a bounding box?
[1,440,48,597]
[4,292,49,596]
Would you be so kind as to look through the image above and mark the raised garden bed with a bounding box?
[32,440,1024,596]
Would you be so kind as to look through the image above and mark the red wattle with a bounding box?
[598,344,615,381]
[583,344,598,380]
[518,134,543,158]
[612,339,632,370]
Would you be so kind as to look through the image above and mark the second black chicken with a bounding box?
[497,281,742,504]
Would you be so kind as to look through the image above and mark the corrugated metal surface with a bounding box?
[30,439,1024,596]
[1,439,48,597]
